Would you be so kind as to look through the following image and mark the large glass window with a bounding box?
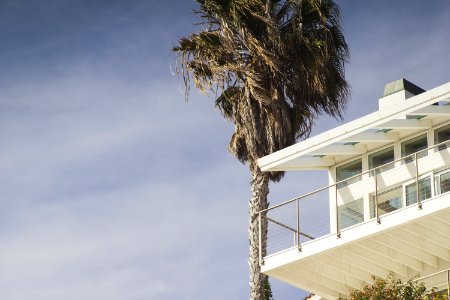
[440,172,450,194]
[336,159,362,188]
[434,124,450,151]
[369,146,394,174]
[401,134,428,163]
[405,176,431,206]
[435,170,450,195]
[338,198,364,230]
[370,186,403,218]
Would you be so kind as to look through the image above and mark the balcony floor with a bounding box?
[262,193,450,299]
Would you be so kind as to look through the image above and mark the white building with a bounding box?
[257,79,450,299]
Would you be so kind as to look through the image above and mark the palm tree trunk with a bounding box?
[249,163,269,300]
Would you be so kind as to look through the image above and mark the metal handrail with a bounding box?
[258,139,450,264]
[410,268,450,298]
[414,268,450,282]
[259,139,450,214]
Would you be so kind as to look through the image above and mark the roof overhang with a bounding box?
[258,82,450,171]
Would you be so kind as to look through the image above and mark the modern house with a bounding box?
[257,79,450,299]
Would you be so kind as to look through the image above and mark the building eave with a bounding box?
[258,82,450,172]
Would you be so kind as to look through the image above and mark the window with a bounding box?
[434,124,450,151]
[401,134,428,163]
[369,146,394,174]
[440,172,450,194]
[405,176,431,206]
[435,170,450,195]
[370,186,403,218]
[338,198,364,230]
[336,159,362,188]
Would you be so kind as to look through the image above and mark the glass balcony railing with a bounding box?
[258,140,450,262]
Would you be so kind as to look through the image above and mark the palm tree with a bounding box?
[173,0,349,299]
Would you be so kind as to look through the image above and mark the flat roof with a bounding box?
[258,82,450,171]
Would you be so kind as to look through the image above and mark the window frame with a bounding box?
[402,172,433,207]
[368,145,395,174]
[369,185,403,219]
[335,158,363,189]
[434,168,450,195]
[434,123,450,151]
[400,133,428,163]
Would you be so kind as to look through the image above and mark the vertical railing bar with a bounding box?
[258,212,263,266]
[415,152,422,209]
[447,269,450,299]
[375,169,380,224]
[335,184,341,238]
[296,199,301,252]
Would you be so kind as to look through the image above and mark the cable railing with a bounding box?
[258,139,450,264]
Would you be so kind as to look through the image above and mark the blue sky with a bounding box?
[0,1,449,299]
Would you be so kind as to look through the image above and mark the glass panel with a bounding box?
[370,186,403,218]
[405,176,432,206]
[440,171,450,194]
[336,159,362,189]
[369,146,394,174]
[401,134,428,163]
[338,198,364,230]
[434,124,450,151]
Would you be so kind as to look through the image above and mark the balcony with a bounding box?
[258,141,450,299]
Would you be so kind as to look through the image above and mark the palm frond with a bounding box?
[173,0,349,181]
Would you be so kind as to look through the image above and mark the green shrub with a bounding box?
[343,274,448,300]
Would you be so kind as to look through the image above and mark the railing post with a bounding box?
[258,212,263,266]
[296,199,301,252]
[374,169,380,224]
[415,152,422,209]
[335,184,341,238]
[447,269,450,299]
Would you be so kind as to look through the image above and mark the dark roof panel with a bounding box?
[382,78,426,98]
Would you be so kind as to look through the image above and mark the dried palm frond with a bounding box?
[173,0,349,181]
